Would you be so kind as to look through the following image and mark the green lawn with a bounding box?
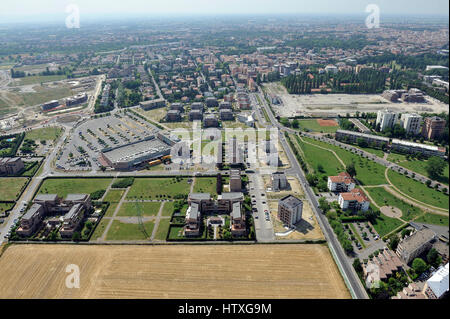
[117,202,161,217]
[365,187,424,221]
[154,218,171,240]
[0,202,14,214]
[103,189,125,203]
[89,219,109,241]
[126,177,190,200]
[0,177,28,201]
[25,127,63,142]
[305,137,388,185]
[371,214,404,237]
[161,201,176,217]
[37,178,112,198]
[168,225,184,240]
[11,75,67,86]
[354,145,385,157]
[193,177,218,196]
[104,202,119,217]
[298,119,339,133]
[295,136,344,175]
[106,220,154,240]
[387,153,408,163]
[415,213,449,227]
[397,160,449,186]
[387,170,449,210]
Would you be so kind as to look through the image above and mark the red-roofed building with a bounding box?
[338,188,370,212]
[327,172,356,192]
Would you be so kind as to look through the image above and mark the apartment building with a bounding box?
[422,116,447,140]
[219,109,234,121]
[185,192,245,237]
[203,114,219,128]
[396,228,437,264]
[363,248,403,286]
[166,110,182,122]
[229,169,242,192]
[278,195,303,227]
[188,109,203,121]
[16,194,92,237]
[327,172,355,192]
[400,113,422,135]
[338,189,370,212]
[376,109,398,132]
[0,157,24,175]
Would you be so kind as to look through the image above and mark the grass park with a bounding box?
[415,213,449,227]
[0,202,15,214]
[37,178,112,198]
[103,189,125,203]
[193,177,218,196]
[387,170,449,210]
[0,177,29,201]
[10,75,67,86]
[117,202,161,217]
[126,177,190,200]
[24,127,63,142]
[302,136,388,185]
[370,212,404,237]
[294,135,343,175]
[106,220,154,241]
[366,186,424,221]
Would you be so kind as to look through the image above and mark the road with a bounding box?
[256,86,369,299]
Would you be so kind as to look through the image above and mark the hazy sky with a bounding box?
[1,0,449,22]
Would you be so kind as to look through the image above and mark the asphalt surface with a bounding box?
[255,90,369,299]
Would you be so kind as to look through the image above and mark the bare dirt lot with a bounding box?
[317,119,338,127]
[264,83,449,118]
[0,244,349,299]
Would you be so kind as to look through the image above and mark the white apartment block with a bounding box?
[376,109,398,132]
[400,113,422,135]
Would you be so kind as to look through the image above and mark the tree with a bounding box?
[353,258,363,273]
[388,233,400,250]
[306,174,318,187]
[427,248,442,268]
[72,232,81,242]
[318,197,330,213]
[292,119,299,128]
[346,162,357,177]
[425,156,446,180]
[412,258,428,275]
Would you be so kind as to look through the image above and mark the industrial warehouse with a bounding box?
[99,133,176,170]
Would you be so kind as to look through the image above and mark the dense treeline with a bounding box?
[281,69,388,94]
[358,53,449,70]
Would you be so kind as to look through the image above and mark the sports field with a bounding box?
[0,244,350,299]
[298,119,340,133]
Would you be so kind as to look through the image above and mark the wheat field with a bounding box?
[0,244,350,299]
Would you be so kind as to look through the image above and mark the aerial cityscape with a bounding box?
[0,0,448,304]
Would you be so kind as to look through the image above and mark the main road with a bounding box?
[254,89,369,299]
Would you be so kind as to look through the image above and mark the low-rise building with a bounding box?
[327,172,355,192]
[335,130,389,148]
[278,195,303,227]
[166,110,182,122]
[59,203,85,237]
[424,263,449,299]
[364,248,403,286]
[206,97,218,108]
[139,98,166,110]
[338,189,370,212]
[189,109,203,121]
[219,109,234,121]
[219,102,232,110]
[391,139,446,158]
[203,114,219,128]
[0,157,24,175]
[396,228,437,264]
[169,103,184,112]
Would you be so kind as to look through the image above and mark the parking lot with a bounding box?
[55,111,159,171]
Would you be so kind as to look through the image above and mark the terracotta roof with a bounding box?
[329,172,355,185]
[340,189,369,203]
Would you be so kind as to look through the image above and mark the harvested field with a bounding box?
[0,244,349,299]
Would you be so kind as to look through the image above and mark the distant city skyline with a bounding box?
[0,0,448,24]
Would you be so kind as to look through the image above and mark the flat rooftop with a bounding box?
[102,137,171,164]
